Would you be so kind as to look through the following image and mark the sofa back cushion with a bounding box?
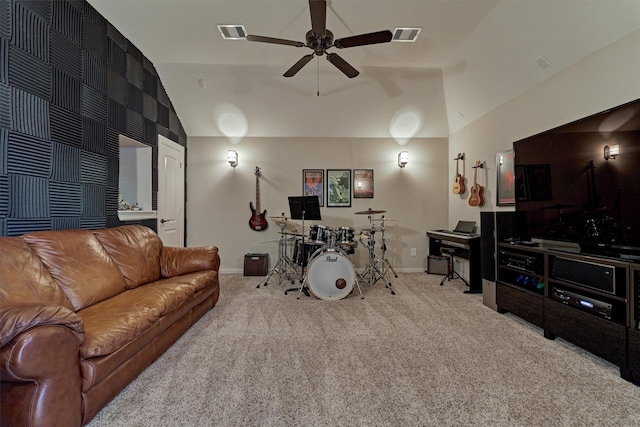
[0,237,74,310]
[94,225,162,289]
[23,230,127,311]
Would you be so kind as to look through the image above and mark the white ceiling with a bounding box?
[87,0,640,139]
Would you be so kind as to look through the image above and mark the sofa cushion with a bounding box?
[161,246,219,278]
[23,230,127,312]
[94,225,162,289]
[78,292,161,358]
[0,237,73,310]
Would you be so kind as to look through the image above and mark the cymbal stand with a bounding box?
[285,210,310,298]
[356,214,395,295]
[377,216,398,281]
[258,223,298,288]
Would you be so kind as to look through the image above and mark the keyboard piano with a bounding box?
[427,229,482,294]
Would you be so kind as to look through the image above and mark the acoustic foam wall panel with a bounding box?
[108,39,127,77]
[126,110,143,142]
[0,39,7,84]
[143,118,157,145]
[83,50,107,92]
[52,216,81,230]
[9,174,50,218]
[17,0,51,22]
[50,181,82,216]
[7,132,52,178]
[143,69,157,98]
[107,69,127,105]
[105,185,118,214]
[108,98,126,132]
[143,94,157,122]
[126,54,143,89]
[0,129,6,174]
[105,128,119,158]
[127,84,143,114]
[81,217,105,230]
[0,175,8,217]
[12,1,49,62]
[12,87,50,139]
[0,1,11,40]
[107,22,127,50]
[51,142,80,182]
[51,31,82,78]
[82,16,107,63]
[51,0,82,45]
[7,219,52,235]
[81,84,107,124]
[107,156,118,187]
[50,104,82,147]
[52,68,81,112]
[80,151,107,185]
[82,183,104,217]
[82,117,106,154]
[8,45,51,100]
[0,83,11,130]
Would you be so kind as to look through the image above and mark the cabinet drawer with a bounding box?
[496,282,544,327]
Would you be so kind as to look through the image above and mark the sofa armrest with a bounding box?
[0,303,84,348]
[161,246,220,277]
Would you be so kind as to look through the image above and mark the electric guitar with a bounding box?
[452,153,465,194]
[468,161,484,207]
[249,166,268,231]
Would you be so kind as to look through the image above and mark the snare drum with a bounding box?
[307,249,356,300]
[293,241,323,267]
[309,225,331,245]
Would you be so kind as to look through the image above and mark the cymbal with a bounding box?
[372,218,396,222]
[354,209,386,215]
[269,215,290,220]
[279,231,303,237]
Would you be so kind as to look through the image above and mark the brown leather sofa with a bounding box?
[0,225,220,427]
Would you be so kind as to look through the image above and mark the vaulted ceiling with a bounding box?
[88,0,640,140]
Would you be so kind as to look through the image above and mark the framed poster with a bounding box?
[302,169,324,207]
[496,150,515,206]
[327,169,351,207]
[353,169,374,198]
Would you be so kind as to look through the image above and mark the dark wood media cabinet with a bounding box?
[496,242,640,385]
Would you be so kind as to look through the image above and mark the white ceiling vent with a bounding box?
[217,25,247,40]
[392,27,422,42]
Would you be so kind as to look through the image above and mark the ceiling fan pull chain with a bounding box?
[317,57,320,96]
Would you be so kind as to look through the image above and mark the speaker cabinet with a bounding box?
[480,211,527,282]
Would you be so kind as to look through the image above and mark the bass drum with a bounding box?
[307,250,355,300]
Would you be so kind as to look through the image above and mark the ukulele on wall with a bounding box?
[452,153,465,194]
[468,161,485,207]
[249,166,268,231]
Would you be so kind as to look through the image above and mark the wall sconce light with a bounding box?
[604,144,619,160]
[398,151,409,168]
[227,150,238,167]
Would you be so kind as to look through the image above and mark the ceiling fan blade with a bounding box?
[283,54,315,77]
[326,53,359,78]
[334,30,393,49]
[246,35,304,48]
[309,0,327,36]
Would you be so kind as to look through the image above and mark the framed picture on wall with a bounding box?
[496,150,515,206]
[302,169,324,207]
[353,169,374,198]
[327,169,351,207]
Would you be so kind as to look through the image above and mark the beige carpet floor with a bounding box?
[87,272,640,426]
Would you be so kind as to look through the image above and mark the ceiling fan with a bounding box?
[246,0,393,78]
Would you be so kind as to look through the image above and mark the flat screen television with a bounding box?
[513,98,640,261]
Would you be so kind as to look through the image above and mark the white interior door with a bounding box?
[158,135,185,247]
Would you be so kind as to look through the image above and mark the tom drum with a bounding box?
[309,225,331,245]
[307,250,355,300]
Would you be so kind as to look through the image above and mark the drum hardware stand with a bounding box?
[356,212,395,295]
[258,220,299,288]
[377,216,398,281]
[284,196,321,299]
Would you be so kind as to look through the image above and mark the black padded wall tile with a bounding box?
[82,117,106,154]
[142,56,156,76]
[8,45,51,100]
[50,180,82,216]
[51,0,82,45]
[127,83,142,114]
[169,110,180,135]
[126,110,143,141]
[106,22,127,50]
[52,216,80,230]
[143,118,156,145]
[80,217,105,230]
[0,174,8,218]
[107,98,126,132]
[107,69,127,105]
[0,83,10,130]
[17,1,51,23]
[81,83,107,124]
[51,31,82,78]
[105,128,119,157]
[157,80,170,107]
[108,39,127,77]
[50,104,82,147]
[12,1,49,62]
[7,132,52,178]
[0,0,11,40]
[9,174,50,218]
[6,219,52,236]
[51,141,80,182]
[106,214,120,228]
[143,68,156,97]
[0,129,7,174]
[106,156,118,187]
[80,184,104,216]
[143,93,157,122]
[127,42,141,63]
[11,87,50,139]
[157,124,169,140]
[0,39,7,84]
[157,103,169,128]
[82,50,106,92]
[80,151,106,185]
[82,16,106,64]
[105,185,118,214]
[82,2,105,31]
[126,54,143,89]
[52,68,81,113]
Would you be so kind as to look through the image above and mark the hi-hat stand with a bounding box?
[258,216,299,288]
[355,209,395,295]
[284,196,322,299]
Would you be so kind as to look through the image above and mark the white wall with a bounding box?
[448,30,640,231]
[187,136,448,273]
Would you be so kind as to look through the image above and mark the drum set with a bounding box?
[260,209,397,300]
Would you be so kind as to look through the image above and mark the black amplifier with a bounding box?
[499,250,541,274]
[551,257,615,294]
[552,287,612,320]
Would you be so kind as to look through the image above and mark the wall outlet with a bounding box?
[411,248,417,256]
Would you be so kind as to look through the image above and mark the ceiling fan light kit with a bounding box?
[244,0,392,78]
